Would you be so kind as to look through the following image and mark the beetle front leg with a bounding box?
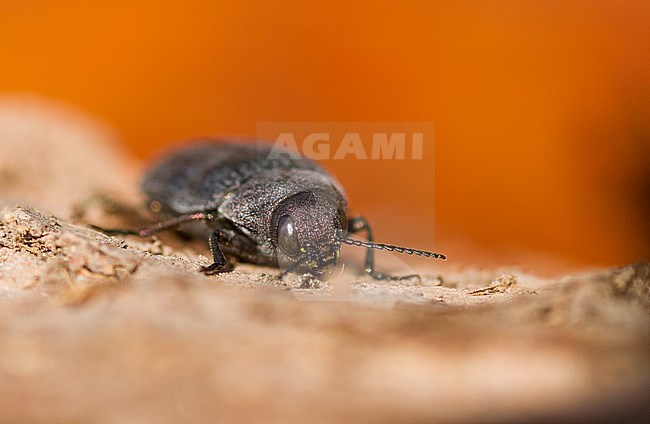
[347,216,377,277]
[200,229,235,275]
[347,216,419,281]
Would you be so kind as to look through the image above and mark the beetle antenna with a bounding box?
[341,237,447,260]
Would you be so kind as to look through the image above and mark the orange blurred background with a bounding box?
[1,1,648,274]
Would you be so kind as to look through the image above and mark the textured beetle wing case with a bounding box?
[141,139,343,215]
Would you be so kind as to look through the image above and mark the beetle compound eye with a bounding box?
[277,216,301,258]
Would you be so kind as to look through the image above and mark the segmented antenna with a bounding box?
[341,237,447,260]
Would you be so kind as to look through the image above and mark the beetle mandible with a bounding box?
[96,139,446,279]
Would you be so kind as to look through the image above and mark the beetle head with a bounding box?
[272,191,346,275]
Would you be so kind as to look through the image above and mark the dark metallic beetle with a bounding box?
[98,139,446,279]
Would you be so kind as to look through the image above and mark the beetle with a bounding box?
[95,139,446,279]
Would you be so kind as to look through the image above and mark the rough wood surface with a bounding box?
[1,97,648,423]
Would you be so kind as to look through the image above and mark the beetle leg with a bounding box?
[347,216,420,281]
[347,216,376,276]
[200,229,235,275]
[90,212,210,237]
